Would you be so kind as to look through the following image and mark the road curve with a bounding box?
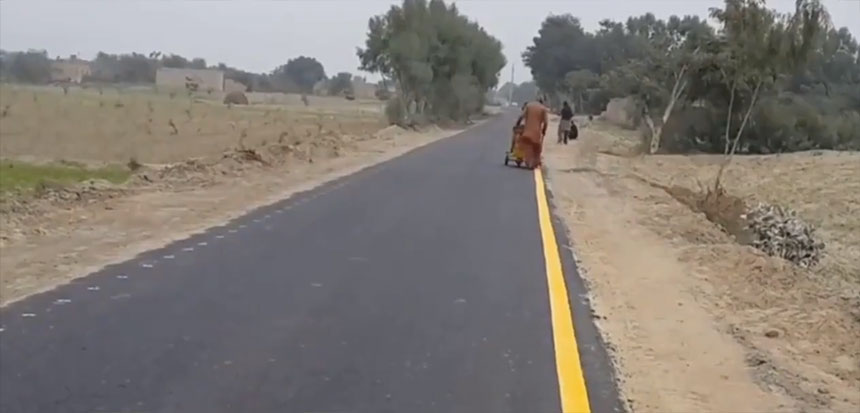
[0,112,622,413]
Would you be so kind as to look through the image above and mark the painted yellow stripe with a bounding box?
[534,168,591,413]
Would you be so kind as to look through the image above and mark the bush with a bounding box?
[834,111,860,150]
[659,93,859,155]
[223,91,249,105]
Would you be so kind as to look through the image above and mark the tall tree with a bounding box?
[7,50,52,83]
[161,54,189,68]
[328,72,354,96]
[702,0,831,183]
[273,56,327,93]
[523,15,598,100]
[564,69,599,112]
[358,0,505,122]
[601,14,714,152]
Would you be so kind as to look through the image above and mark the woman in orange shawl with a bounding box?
[518,99,549,169]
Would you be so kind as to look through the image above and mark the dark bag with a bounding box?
[568,122,579,140]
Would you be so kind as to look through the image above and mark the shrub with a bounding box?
[223,91,249,105]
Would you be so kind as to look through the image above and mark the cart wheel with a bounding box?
[515,160,523,167]
[504,156,509,166]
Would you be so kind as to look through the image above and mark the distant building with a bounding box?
[224,78,247,93]
[51,55,91,84]
[352,77,376,99]
[156,67,225,92]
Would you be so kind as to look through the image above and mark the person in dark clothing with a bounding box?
[558,101,574,144]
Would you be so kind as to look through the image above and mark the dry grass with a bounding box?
[0,85,386,164]
[0,83,462,307]
[548,118,860,412]
[583,119,860,286]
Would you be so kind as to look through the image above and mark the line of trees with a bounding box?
[497,81,540,105]
[524,0,860,154]
[357,0,506,123]
[0,49,363,96]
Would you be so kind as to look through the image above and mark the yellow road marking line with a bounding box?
[534,168,591,413]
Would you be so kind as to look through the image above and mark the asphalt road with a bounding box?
[0,112,622,413]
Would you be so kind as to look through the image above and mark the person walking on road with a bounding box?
[558,101,574,144]
[519,98,549,169]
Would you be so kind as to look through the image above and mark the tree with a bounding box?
[523,15,599,101]
[564,69,599,112]
[703,0,830,184]
[272,56,327,93]
[599,14,714,153]
[189,58,207,69]
[117,53,157,83]
[512,81,539,104]
[517,0,855,155]
[497,82,515,103]
[358,0,505,122]
[8,50,52,83]
[161,54,189,68]
[328,72,354,96]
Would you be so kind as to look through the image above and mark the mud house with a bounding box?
[50,55,91,84]
[352,77,377,99]
[155,67,225,92]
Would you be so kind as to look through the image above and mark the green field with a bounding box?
[0,161,130,193]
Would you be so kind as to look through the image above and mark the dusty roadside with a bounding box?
[0,123,469,306]
[543,119,859,412]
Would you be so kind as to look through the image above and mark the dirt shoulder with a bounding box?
[544,119,859,412]
[0,123,468,306]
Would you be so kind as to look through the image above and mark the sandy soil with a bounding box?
[544,118,859,412]
[0,85,386,164]
[0,114,469,306]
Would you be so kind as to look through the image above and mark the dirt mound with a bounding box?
[223,91,249,105]
[697,184,751,243]
[374,125,408,140]
[0,178,128,242]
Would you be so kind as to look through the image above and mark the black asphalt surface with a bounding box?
[0,112,622,413]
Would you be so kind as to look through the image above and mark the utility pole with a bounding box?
[508,64,514,105]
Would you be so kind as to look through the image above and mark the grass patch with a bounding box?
[0,161,130,193]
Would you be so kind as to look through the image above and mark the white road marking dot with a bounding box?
[239,224,247,229]
[0,327,5,332]
[253,219,261,223]
[116,275,129,279]
[264,214,271,219]
[87,286,100,291]
[163,254,175,259]
[182,247,195,252]
[228,229,238,233]
[275,210,284,214]
[22,313,37,318]
[311,283,323,288]
[141,263,154,268]
[215,235,225,239]
[197,242,208,246]
[54,299,72,305]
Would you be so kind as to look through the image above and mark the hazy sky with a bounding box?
[1,0,858,83]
